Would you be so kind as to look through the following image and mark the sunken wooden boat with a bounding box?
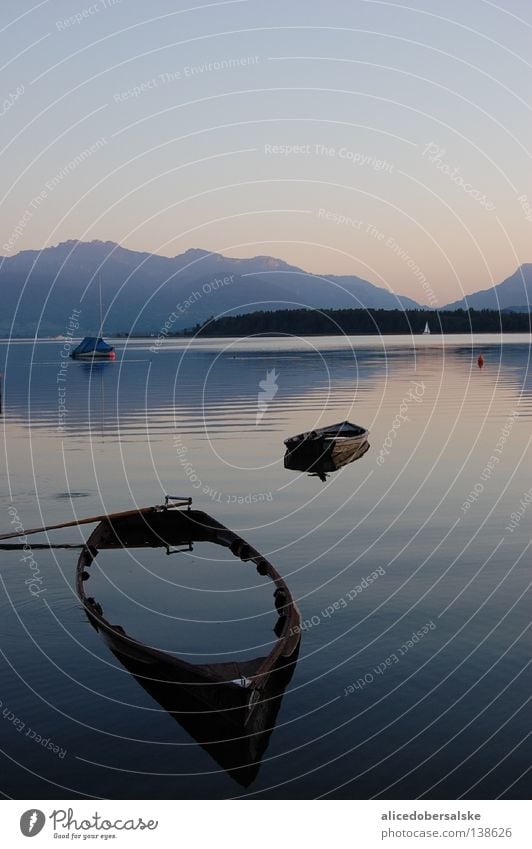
[99,622,299,787]
[284,438,370,481]
[76,498,301,731]
[0,497,300,786]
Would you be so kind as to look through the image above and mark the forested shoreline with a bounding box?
[192,308,531,337]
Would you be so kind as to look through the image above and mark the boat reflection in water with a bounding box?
[284,437,370,482]
[103,631,298,787]
[76,500,300,787]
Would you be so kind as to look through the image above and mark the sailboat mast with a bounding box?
[98,272,103,337]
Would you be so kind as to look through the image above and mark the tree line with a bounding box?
[195,308,532,337]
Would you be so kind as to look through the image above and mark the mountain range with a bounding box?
[443,264,532,312]
[0,240,529,337]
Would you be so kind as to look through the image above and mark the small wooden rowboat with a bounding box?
[284,420,369,452]
[284,438,370,481]
[76,498,301,727]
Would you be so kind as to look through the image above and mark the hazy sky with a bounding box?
[1,0,531,304]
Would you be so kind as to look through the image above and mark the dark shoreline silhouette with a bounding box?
[195,307,532,337]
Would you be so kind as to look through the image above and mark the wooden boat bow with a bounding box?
[76,500,301,723]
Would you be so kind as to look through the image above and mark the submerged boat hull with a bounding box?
[105,634,299,786]
[76,504,301,726]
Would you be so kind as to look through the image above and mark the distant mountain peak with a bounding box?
[57,238,118,248]
[180,247,217,258]
[246,255,291,269]
[443,263,532,311]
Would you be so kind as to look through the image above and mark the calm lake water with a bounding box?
[0,335,530,799]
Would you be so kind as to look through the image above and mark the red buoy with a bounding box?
[477,354,484,368]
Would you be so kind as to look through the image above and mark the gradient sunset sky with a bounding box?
[1,0,531,305]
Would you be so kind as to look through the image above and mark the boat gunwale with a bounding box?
[284,420,369,447]
[75,504,301,717]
